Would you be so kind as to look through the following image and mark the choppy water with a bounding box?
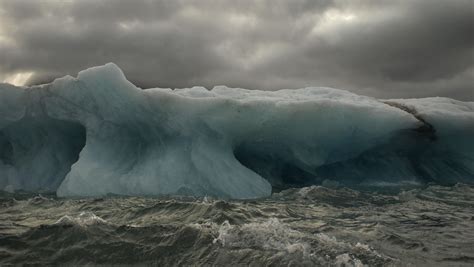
[0,185,473,266]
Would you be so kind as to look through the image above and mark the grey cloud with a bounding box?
[0,0,472,100]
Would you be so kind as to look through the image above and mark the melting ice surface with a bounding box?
[0,63,473,198]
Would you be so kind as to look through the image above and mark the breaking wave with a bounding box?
[55,212,108,226]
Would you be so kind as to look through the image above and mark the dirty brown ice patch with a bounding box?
[0,184,473,266]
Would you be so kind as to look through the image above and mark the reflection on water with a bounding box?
[0,184,473,266]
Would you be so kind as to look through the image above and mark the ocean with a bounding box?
[1,184,473,266]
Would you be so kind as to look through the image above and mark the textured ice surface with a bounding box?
[0,63,473,198]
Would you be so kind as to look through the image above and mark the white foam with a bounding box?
[55,211,107,226]
[213,218,310,256]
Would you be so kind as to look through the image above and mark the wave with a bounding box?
[54,212,108,227]
[1,184,473,265]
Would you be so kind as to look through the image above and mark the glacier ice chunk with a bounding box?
[0,63,472,198]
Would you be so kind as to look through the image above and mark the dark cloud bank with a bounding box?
[0,0,473,100]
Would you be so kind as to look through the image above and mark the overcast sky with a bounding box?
[0,0,473,100]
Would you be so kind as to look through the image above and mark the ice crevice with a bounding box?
[382,101,436,140]
[0,63,472,198]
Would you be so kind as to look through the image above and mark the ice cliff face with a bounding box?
[0,63,473,198]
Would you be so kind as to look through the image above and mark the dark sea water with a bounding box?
[0,184,473,266]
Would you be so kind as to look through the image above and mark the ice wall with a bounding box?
[0,63,472,198]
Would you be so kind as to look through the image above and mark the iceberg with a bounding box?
[0,63,473,198]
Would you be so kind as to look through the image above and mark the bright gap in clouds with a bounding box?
[3,72,34,86]
[310,9,358,37]
[324,9,357,22]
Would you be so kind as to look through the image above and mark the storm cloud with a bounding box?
[0,0,473,100]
